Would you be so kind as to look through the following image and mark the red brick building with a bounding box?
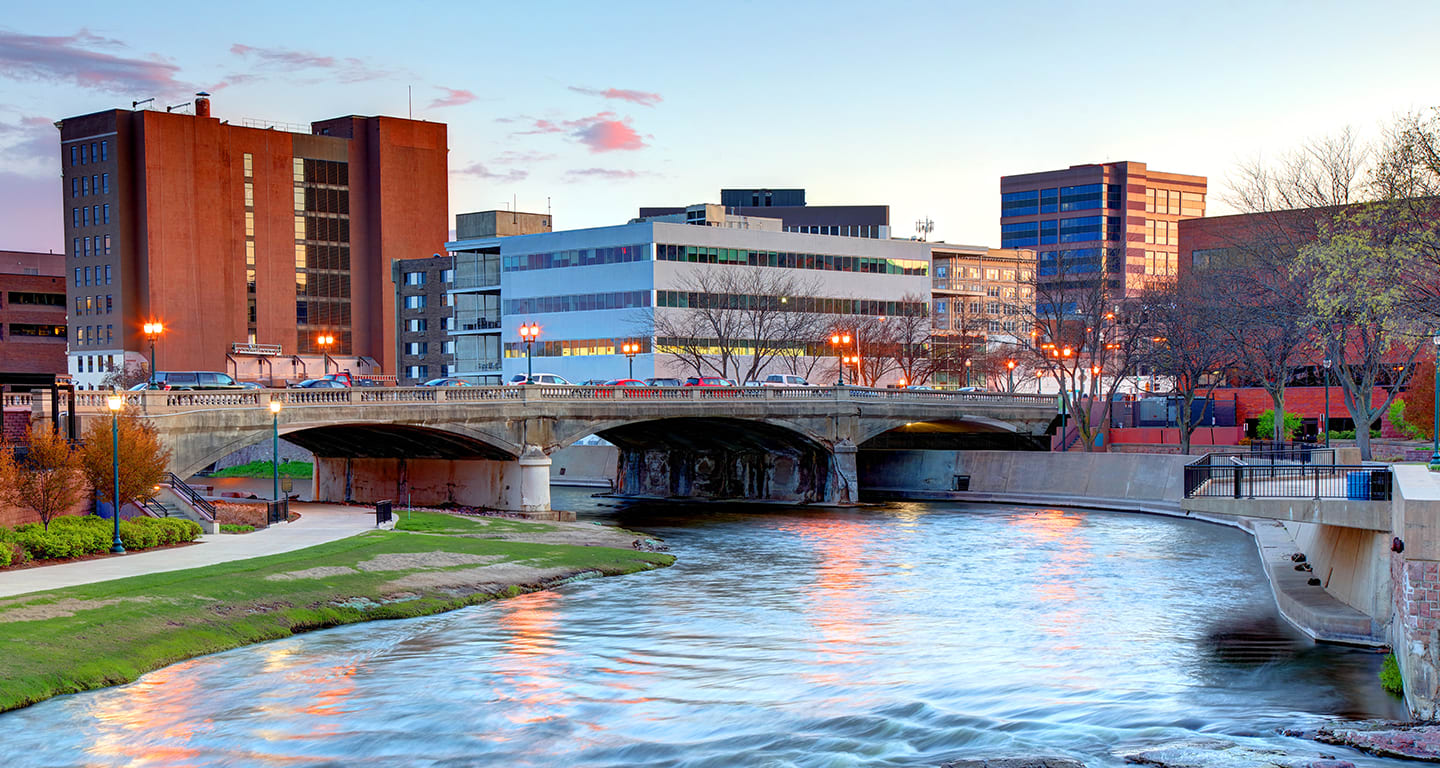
[0,250,67,377]
[55,94,449,387]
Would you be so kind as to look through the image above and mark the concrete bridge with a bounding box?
[46,386,1056,512]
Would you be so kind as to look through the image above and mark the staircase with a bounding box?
[153,473,218,533]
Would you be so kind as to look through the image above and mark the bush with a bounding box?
[1256,410,1303,441]
[1381,653,1404,695]
[220,524,256,534]
[0,514,199,566]
[117,520,160,551]
[0,544,10,568]
[1388,401,1427,441]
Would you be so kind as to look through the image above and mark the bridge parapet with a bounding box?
[58,385,1056,415]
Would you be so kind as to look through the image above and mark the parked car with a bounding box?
[763,374,811,387]
[952,386,983,393]
[579,378,611,386]
[419,377,474,387]
[293,378,348,389]
[603,379,648,387]
[645,377,682,387]
[505,373,571,386]
[144,371,244,391]
[684,377,738,387]
[906,384,936,391]
[237,381,265,390]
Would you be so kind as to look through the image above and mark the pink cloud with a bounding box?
[428,87,476,109]
[568,86,663,107]
[0,116,57,164]
[493,150,555,165]
[453,162,528,182]
[0,29,187,93]
[565,168,641,181]
[0,171,62,252]
[573,117,646,152]
[230,43,395,83]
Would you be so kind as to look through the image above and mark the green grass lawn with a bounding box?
[211,460,314,478]
[394,509,555,535]
[0,525,672,713]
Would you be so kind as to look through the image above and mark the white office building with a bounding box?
[447,213,931,385]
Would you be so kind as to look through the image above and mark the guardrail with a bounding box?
[2,393,32,408]
[1183,452,1392,501]
[164,472,216,522]
[51,385,1057,414]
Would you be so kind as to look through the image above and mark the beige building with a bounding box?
[929,244,1034,387]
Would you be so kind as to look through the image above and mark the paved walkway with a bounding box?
[0,504,378,599]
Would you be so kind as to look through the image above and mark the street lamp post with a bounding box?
[842,355,861,385]
[269,400,282,501]
[143,322,164,386]
[965,358,972,388]
[622,341,640,379]
[107,392,124,553]
[1322,357,1332,448]
[1431,335,1440,470]
[519,323,540,381]
[317,334,335,375]
[830,332,851,386]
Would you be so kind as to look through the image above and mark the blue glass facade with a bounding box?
[503,290,651,315]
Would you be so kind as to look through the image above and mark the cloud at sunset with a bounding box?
[568,86,662,107]
[230,43,396,83]
[0,29,187,93]
[428,87,476,109]
[512,112,648,152]
[565,168,642,181]
[453,162,528,182]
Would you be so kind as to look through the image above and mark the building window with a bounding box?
[407,318,427,332]
[104,265,112,284]
[89,142,96,164]
[83,266,91,285]
[443,340,455,354]
[405,342,428,356]
[441,269,454,284]
[244,182,253,207]
[103,235,111,255]
[404,271,426,286]
[404,295,426,310]
[245,211,254,237]
[81,207,88,227]
[80,144,87,165]
[1001,190,1039,217]
[73,268,80,286]
[106,325,113,344]
[70,146,77,167]
[71,178,78,198]
[406,365,428,380]
[81,176,89,196]
[1059,183,1103,212]
[100,140,108,162]
[244,153,253,176]
[442,316,455,330]
[444,294,454,307]
[102,173,109,194]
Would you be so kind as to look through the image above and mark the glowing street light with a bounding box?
[519,323,541,381]
[621,340,642,380]
[317,334,336,375]
[107,392,124,554]
[269,400,282,502]
[1007,359,1016,393]
[142,322,164,387]
[830,332,852,386]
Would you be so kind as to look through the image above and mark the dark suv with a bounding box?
[149,371,243,391]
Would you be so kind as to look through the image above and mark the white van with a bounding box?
[763,374,811,387]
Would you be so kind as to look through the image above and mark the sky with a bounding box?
[2,0,1439,253]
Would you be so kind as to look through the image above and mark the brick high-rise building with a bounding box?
[999,162,1206,296]
[0,250,68,378]
[55,93,448,388]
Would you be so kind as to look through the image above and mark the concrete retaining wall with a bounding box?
[550,445,618,487]
[1282,521,1390,621]
[314,456,535,511]
[860,449,1191,505]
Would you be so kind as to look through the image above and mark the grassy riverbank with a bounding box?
[210,460,313,478]
[0,516,672,713]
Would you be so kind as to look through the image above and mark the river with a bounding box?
[0,488,1412,766]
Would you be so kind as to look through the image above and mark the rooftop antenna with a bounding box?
[915,217,935,242]
[547,196,551,217]
[513,194,517,224]
[166,101,191,113]
[132,98,155,110]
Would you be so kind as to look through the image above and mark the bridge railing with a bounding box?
[52,385,1058,414]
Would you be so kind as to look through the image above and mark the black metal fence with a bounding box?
[266,498,288,525]
[376,500,392,526]
[1183,453,1392,501]
[165,472,217,522]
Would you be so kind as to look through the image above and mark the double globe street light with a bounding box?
[106,391,124,553]
[519,323,541,381]
[143,322,164,387]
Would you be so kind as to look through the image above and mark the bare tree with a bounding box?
[1136,276,1234,454]
[101,360,150,391]
[887,294,933,386]
[1225,127,1368,213]
[1006,255,1147,451]
[649,268,824,381]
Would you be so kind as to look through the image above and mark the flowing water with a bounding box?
[0,488,1412,766]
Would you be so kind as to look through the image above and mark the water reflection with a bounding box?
[2,493,1413,767]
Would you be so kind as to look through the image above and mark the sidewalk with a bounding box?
[0,503,378,599]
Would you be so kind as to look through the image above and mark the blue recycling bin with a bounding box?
[1346,471,1371,500]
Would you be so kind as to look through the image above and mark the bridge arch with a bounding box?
[856,416,1046,452]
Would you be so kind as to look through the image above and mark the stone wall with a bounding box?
[1389,465,1440,718]
[211,438,313,471]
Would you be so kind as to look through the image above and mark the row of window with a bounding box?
[1001,183,1122,217]
[1001,216,1122,248]
[401,269,456,286]
[69,141,109,167]
[402,294,457,310]
[1144,219,1180,245]
[1143,250,1179,276]
[71,354,116,376]
[403,341,455,356]
[1146,188,1204,216]
[781,224,882,239]
[657,243,928,276]
[72,235,112,258]
[73,265,113,287]
[9,323,66,338]
[503,338,654,358]
[404,365,455,380]
[72,205,111,228]
[75,324,114,346]
[503,244,650,273]
[1037,248,1106,276]
[934,264,1021,282]
[656,291,926,318]
[69,173,109,198]
[6,292,65,307]
[75,294,113,316]
[505,290,651,315]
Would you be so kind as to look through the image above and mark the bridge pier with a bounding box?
[828,440,859,504]
[311,451,551,514]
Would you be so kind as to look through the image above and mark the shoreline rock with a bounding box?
[1285,720,1440,761]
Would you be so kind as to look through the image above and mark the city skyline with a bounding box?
[3,1,1439,253]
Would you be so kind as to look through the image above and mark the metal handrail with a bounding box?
[164,472,216,521]
[136,496,168,518]
[1183,459,1392,501]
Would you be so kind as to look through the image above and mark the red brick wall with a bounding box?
[1217,386,1388,426]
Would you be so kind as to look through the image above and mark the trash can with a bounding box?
[1346,471,1371,500]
